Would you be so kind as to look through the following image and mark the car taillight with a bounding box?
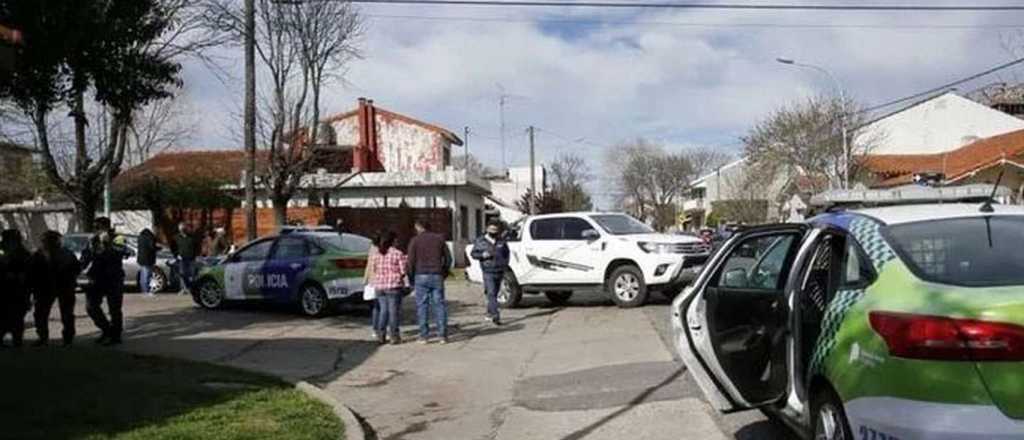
[333,258,366,270]
[869,311,1024,362]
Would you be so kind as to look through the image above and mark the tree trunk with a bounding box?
[75,193,98,233]
[272,198,288,227]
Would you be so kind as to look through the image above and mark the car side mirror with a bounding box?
[582,229,600,242]
[723,268,748,288]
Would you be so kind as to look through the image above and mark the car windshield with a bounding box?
[885,216,1024,287]
[590,214,654,235]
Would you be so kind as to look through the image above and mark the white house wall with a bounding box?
[864,93,1024,155]
[376,114,448,172]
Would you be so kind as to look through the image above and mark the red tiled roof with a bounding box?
[862,128,1024,187]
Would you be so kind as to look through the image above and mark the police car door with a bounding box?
[674,224,810,411]
[263,235,310,302]
[224,238,275,300]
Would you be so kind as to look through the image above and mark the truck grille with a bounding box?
[682,255,709,269]
[671,242,712,255]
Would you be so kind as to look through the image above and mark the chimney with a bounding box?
[354,97,369,171]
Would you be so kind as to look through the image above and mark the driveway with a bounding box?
[48,281,794,439]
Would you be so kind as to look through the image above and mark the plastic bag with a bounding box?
[362,285,377,301]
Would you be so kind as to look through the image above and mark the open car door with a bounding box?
[673,224,812,412]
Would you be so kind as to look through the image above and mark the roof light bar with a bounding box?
[810,184,1012,208]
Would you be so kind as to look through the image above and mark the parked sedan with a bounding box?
[63,233,180,293]
[191,230,371,317]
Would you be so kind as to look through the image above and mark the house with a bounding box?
[117,98,490,264]
[483,165,546,224]
[680,158,790,229]
[678,91,1024,226]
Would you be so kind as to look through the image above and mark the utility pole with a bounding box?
[244,0,257,240]
[529,125,536,215]
[499,94,507,170]
[463,126,470,172]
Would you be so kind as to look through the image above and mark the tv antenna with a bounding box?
[496,83,528,170]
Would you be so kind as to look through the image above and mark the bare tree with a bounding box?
[210,0,363,225]
[607,139,702,231]
[549,153,593,212]
[742,95,880,194]
[452,153,494,177]
[125,97,197,166]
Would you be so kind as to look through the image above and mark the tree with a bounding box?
[549,153,593,212]
[742,95,881,194]
[124,97,196,167]
[0,0,217,231]
[607,139,706,231]
[210,0,363,226]
[517,190,563,215]
[451,153,494,177]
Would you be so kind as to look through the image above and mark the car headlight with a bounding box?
[638,242,673,254]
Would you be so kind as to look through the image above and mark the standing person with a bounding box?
[406,220,452,344]
[0,229,31,348]
[210,227,231,257]
[470,220,510,326]
[82,217,129,345]
[137,228,159,297]
[30,231,81,346]
[173,222,198,295]
[363,232,381,340]
[370,231,407,345]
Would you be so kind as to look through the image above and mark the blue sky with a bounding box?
[177,1,1024,206]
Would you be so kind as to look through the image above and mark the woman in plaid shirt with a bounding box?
[370,231,408,345]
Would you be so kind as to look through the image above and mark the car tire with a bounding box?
[497,272,523,309]
[299,283,330,318]
[544,291,572,306]
[607,265,647,308]
[138,268,169,293]
[196,278,226,310]
[811,385,853,440]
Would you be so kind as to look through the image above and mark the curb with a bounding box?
[295,381,367,440]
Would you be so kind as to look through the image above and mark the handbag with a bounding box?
[362,285,377,301]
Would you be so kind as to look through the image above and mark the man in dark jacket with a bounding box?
[137,228,159,297]
[406,219,452,344]
[31,230,81,346]
[470,220,510,326]
[0,229,31,347]
[172,223,198,295]
[82,217,129,345]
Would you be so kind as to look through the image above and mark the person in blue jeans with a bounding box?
[406,220,452,344]
[470,220,510,326]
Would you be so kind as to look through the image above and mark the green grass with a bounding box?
[0,348,344,440]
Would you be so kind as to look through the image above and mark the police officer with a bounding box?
[31,230,82,347]
[0,229,32,348]
[470,220,510,326]
[82,217,128,345]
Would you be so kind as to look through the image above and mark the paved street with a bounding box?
[41,281,794,439]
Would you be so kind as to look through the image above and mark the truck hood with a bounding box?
[615,233,702,244]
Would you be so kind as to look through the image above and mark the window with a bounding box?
[273,237,308,259]
[715,234,798,290]
[475,209,483,239]
[315,234,372,253]
[841,240,875,287]
[886,216,1024,287]
[590,214,654,235]
[235,239,274,262]
[460,205,469,240]
[562,218,596,240]
[530,218,563,240]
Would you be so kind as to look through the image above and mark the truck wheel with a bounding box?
[607,265,647,308]
[811,386,853,440]
[544,291,573,306]
[498,272,523,309]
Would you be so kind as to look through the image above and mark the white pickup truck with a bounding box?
[466,212,711,308]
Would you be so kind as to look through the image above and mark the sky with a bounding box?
[177,0,1024,207]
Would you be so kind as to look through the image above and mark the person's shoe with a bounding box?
[377,333,387,345]
[32,339,48,347]
[483,315,494,323]
[439,337,449,345]
[492,317,502,326]
[390,334,402,345]
[419,338,430,345]
[95,335,111,345]
[102,337,122,346]
[371,330,380,340]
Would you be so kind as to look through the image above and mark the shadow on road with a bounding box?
[558,367,686,440]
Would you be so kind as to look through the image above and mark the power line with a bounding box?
[344,0,1024,11]
[365,13,1024,30]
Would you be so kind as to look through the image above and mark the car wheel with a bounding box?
[607,265,647,308]
[197,279,226,310]
[812,386,853,440]
[497,272,523,309]
[299,283,330,317]
[544,291,572,306]
[147,268,168,293]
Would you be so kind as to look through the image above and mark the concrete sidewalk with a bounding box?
[36,283,784,439]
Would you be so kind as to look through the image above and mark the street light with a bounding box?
[777,57,850,189]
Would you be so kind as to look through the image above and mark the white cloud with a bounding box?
[180,4,1024,206]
